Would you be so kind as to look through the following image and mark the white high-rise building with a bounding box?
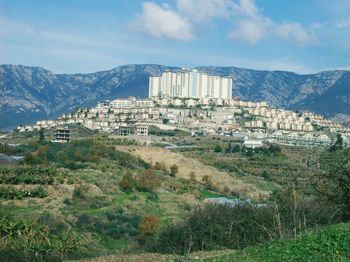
[149,69,232,99]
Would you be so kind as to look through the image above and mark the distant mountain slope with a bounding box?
[1,64,349,129]
[0,64,177,128]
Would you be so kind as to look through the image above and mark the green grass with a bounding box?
[199,190,225,199]
[195,223,350,262]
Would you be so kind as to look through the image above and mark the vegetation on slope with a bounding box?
[202,223,350,262]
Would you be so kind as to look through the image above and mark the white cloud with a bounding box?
[233,0,259,17]
[229,18,269,43]
[133,2,194,40]
[131,0,316,45]
[176,0,233,22]
[274,23,317,46]
[228,0,316,45]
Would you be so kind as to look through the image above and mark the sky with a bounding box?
[0,0,350,74]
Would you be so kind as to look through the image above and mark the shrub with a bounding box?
[139,215,160,239]
[146,191,159,202]
[312,151,350,220]
[202,175,215,191]
[67,177,76,185]
[261,171,271,180]
[77,209,141,239]
[154,161,168,172]
[0,213,81,260]
[214,144,222,153]
[74,150,83,161]
[0,166,63,185]
[72,185,87,199]
[36,145,49,162]
[119,172,136,193]
[64,198,72,205]
[34,186,48,198]
[329,133,343,152]
[225,143,240,153]
[0,143,17,154]
[155,204,276,254]
[155,188,339,255]
[170,164,179,177]
[137,169,161,192]
[188,172,197,188]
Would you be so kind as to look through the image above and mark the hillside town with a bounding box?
[16,95,350,147]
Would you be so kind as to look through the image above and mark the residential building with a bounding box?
[149,69,232,99]
[54,127,70,143]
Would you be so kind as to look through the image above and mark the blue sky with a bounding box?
[0,0,349,74]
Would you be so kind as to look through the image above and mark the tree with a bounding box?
[214,144,222,153]
[170,164,179,177]
[39,128,45,143]
[329,133,343,151]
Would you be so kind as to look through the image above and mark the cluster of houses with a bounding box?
[245,108,314,132]
[303,112,348,132]
[16,96,350,147]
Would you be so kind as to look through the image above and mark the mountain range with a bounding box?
[1,64,350,129]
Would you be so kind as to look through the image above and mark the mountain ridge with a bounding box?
[1,64,350,129]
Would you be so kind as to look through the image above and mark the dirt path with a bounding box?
[116,146,271,200]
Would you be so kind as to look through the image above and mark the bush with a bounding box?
[35,186,48,198]
[146,191,159,202]
[154,188,339,254]
[170,164,179,177]
[77,209,141,240]
[313,150,350,220]
[64,198,72,205]
[72,185,89,200]
[0,213,81,261]
[202,175,215,191]
[188,172,197,191]
[225,143,240,153]
[0,143,17,154]
[214,144,222,153]
[154,161,168,172]
[137,169,161,192]
[155,204,277,254]
[119,172,136,193]
[261,171,271,180]
[139,215,160,239]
